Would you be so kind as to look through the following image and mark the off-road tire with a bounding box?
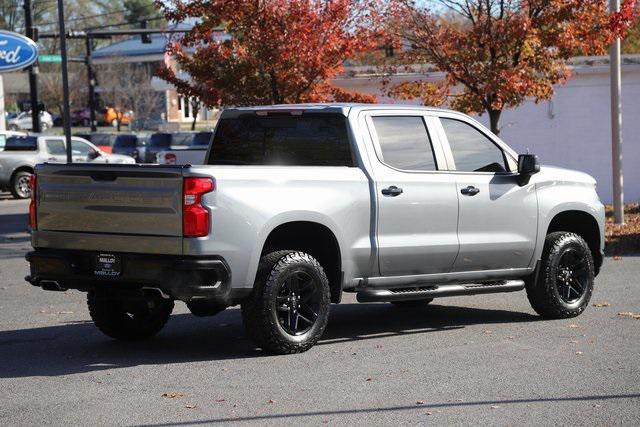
[241,250,331,354]
[391,298,433,308]
[526,232,594,319]
[87,290,174,340]
[10,171,32,199]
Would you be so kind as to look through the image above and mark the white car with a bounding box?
[8,111,54,131]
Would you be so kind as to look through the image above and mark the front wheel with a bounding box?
[87,290,174,340]
[241,251,331,354]
[526,232,594,319]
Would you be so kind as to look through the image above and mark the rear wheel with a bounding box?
[10,171,32,199]
[391,299,433,308]
[241,251,330,354]
[87,290,174,340]
[526,232,594,319]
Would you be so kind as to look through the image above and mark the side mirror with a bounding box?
[518,154,540,175]
[88,149,101,160]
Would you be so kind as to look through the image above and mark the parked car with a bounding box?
[156,131,213,165]
[112,133,148,163]
[25,104,605,354]
[143,132,193,163]
[7,111,54,131]
[99,107,133,127]
[0,130,26,151]
[74,133,117,153]
[0,134,135,198]
[70,108,93,127]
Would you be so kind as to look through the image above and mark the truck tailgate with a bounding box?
[34,164,185,254]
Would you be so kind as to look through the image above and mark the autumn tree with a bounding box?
[390,0,638,134]
[155,0,389,107]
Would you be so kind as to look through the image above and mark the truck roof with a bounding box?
[221,103,453,118]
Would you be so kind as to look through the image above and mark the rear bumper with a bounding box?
[25,249,248,305]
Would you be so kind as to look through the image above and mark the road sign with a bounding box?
[0,30,39,72]
[39,55,61,63]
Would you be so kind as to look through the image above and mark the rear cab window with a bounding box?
[5,136,38,151]
[114,135,138,148]
[207,114,354,166]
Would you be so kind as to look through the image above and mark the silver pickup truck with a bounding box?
[25,104,605,354]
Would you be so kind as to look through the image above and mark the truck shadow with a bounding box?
[0,303,537,378]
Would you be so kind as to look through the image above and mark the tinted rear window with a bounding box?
[208,115,353,166]
[192,132,213,147]
[150,133,172,148]
[91,134,115,147]
[173,133,194,146]
[114,135,137,148]
[5,136,38,151]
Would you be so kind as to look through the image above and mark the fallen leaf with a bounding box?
[617,311,640,319]
[491,405,501,409]
[268,399,275,404]
[568,324,579,329]
[507,336,515,340]
[483,330,492,334]
[613,256,622,261]
[592,302,610,308]
[184,404,196,409]
[416,400,425,405]
[576,351,583,355]
[365,378,372,382]
[58,311,74,314]
[215,399,226,403]
[592,404,601,408]
[425,411,433,416]
[569,340,579,344]
[162,392,185,399]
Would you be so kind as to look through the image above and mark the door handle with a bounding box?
[460,185,480,196]
[382,186,403,197]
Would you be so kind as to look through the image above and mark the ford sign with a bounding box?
[0,30,38,73]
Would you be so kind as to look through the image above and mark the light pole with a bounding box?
[610,0,624,224]
[56,0,73,163]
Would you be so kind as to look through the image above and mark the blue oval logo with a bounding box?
[0,30,38,73]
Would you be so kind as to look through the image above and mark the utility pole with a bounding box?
[23,0,41,133]
[610,0,624,224]
[85,36,98,132]
[56,0,73,162]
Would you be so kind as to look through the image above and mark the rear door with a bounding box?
[436,115,538,272]
[364,111,459,276]
[43,138,68,163]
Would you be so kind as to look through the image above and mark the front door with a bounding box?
[438,117,538,272]
[365,113,459,276]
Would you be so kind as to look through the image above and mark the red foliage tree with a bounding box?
[155,0,389,107]
[390,0,638,134]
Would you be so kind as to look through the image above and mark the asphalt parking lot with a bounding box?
[1,195,639,425]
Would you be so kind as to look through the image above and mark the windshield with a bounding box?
[114,135,137,148]
[192,132,213,147]
[208,114,353,166]
[5,136,38,151]
[150,133,172,148]
[91,134,115,147]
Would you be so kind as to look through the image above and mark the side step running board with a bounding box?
[356,280,525,303]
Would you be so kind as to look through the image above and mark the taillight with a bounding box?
[183,177,214,237]
[29,174,37,230]
[164,153,177,165]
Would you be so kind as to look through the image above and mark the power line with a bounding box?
[37,9,128,27]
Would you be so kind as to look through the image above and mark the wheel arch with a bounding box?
[257,220,344,303]
[545,210,603,275]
